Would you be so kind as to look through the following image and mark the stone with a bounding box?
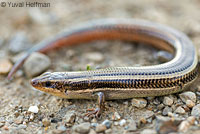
[174,106,185,114]
[95,124,107,133]
[191,104,200,117]
[112,112,121,121]
[64,111,76,124]
[0,122,4,128]
[102,119,112,129]
[28,106,39,113]
[73,122,90,134]
[179,91,196,103]
[29,113,34,121]
[119,119,126,126]
[186,100,195,108]
[163,96,173,106]
[85,52,104,62]
[0,59,13,74]
[42,118,51,127]
[131,98,147,108]
[24,52,51,77]
[162,106,172,116]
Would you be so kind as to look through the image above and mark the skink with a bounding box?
[8,19,199,116]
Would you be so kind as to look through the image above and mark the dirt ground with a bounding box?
[0,0,200,134]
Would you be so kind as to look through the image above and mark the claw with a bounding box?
[84,92,105,118]
[85,108,101,118]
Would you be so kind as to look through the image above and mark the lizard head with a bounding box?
[31,72,68,98]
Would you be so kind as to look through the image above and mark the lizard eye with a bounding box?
[45,81,51,87]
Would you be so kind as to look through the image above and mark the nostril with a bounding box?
[31,79,38,86]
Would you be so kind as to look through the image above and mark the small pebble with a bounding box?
[102,119,112,128]
[179,91,196,103]
[9,32,31,53]
[91,123,98,128]
[126,120,137,131]
[119,119,126,126]
[28,106,39,113]
[191,104,200,117]
[186,100,195,108]
[141,129,157,134]
[91,118,97,123]
[17,124,27,129]
[29,113,34,121]
[162,106,172,116]
[0,59,13,74]
[112,112,121,121]
[131,98,147,108]
[95,124,107,133]
[24,52,51,77]
[174,106,185,114]
[163,96,173,106]
[64,111,76,124]
[0,122,4,128]
[42,118,51,127]
[15,116,24,124]
[157,104,165,110]
[73,122,90,134]
[2,125,9,130]
[56,125,67,133]
[28,8,56,25]
[140,117,147,124]
[85,52,104,62]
